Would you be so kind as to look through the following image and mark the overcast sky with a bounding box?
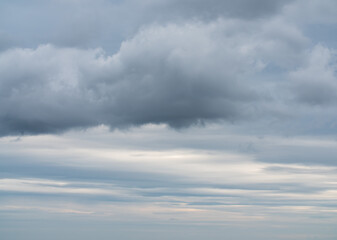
[1,1,337,240]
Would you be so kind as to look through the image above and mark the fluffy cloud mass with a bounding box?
[0,13,327,136]
[0,0,337,137]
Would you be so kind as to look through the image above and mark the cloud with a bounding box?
[0,18,306,136]
[1,0,336,137]
[288,45,337,105]
[1,128,337,222]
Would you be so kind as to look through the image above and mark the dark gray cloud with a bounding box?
[0,16,312,136]
[0,26,241,135]
[0,0,337,138]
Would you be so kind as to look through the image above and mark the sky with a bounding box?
[1,0,337,239]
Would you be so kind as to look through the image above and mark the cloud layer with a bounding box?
[1,125,337,240]
[1,14,332,136]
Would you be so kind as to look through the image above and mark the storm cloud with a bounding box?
[2,0,337,136]
[0,14,315,136]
